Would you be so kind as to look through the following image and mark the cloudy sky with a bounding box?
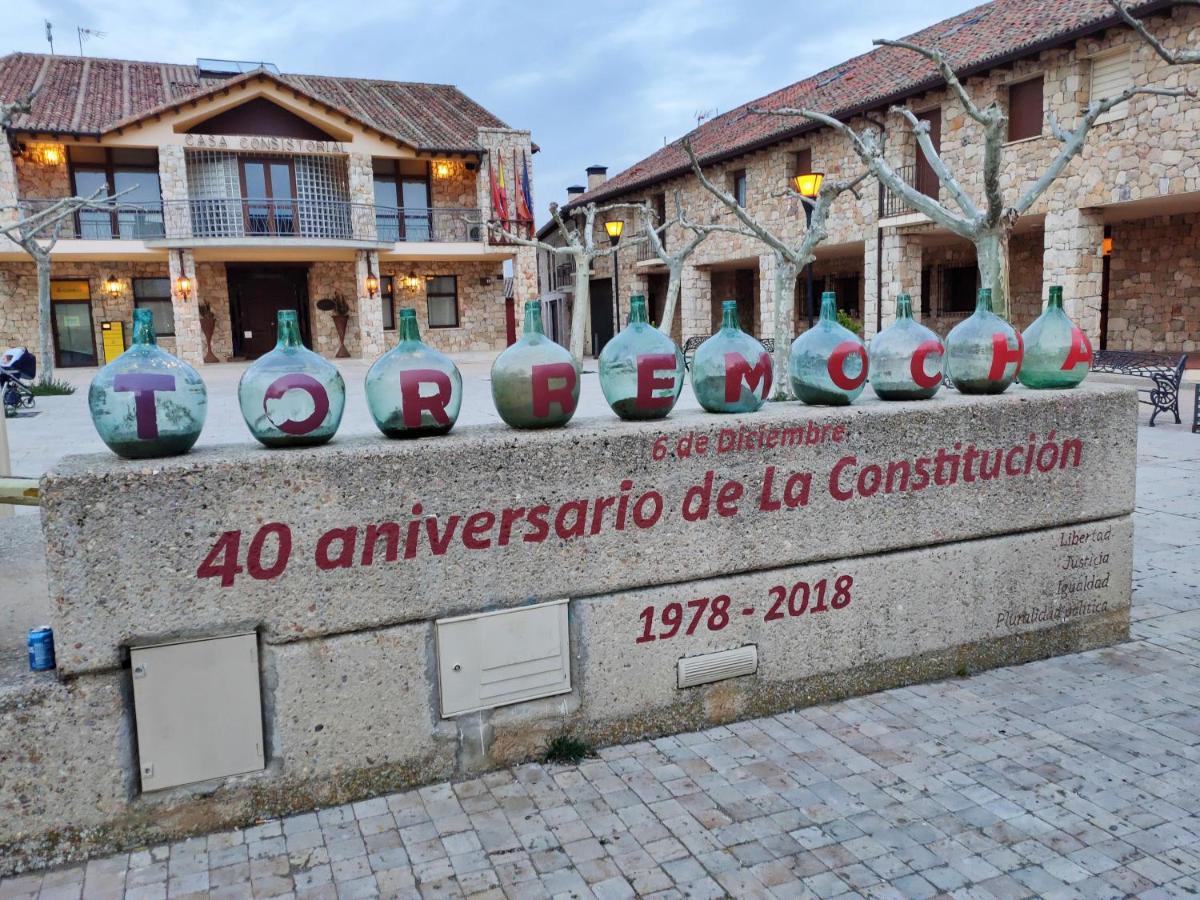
[8,0,976,223]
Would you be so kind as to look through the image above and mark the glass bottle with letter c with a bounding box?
[238,309,345,447]
[868,294,944,400]
[944,288,1022,394]
[88,308,207,458]
[365,308,463,437]
[1019,285,1092,389]
[599,294,684,420]
[492,300,581,429]
[788,291,867,405]
[691,299,772,413]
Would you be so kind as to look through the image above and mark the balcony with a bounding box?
[16,199,165,240]
[633,232,662,263]
[878,164,940,219]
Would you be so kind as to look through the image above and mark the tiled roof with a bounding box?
[570,0,1170,206]
[0,52,509,153]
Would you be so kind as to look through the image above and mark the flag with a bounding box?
[489,161,508,223]
[496,154,510,223]
[517,150,535,226]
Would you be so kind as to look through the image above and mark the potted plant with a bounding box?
[316,292,352,358]
[198,301,219,364]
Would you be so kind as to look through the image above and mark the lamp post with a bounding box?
[605,218,624,339]
[792,172,824,328]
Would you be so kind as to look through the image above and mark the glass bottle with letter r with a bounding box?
[491,300,581,429]
[88,308,207,458]
[365,308,463,437]
[788,291,867,405]
[599,294,684,420]
[691,299,772,413]
[238,309,345,447]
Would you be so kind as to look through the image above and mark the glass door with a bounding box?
[52,301,98,367]
[401,179,431,241]
[239,159,297,236]
[374,177,400,242]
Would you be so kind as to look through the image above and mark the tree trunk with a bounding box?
[569,259,591,361]
[658,261,683,339]
[975,228,1012,320]
[771,254,798,401]
[36,252,53,384]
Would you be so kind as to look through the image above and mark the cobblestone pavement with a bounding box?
[2,412,1198,899]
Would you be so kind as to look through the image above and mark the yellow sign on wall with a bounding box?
[101,321,125,364]
[51,279,91,301]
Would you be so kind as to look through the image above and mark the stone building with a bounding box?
[0,54,538,367]
[550,0,1200,358]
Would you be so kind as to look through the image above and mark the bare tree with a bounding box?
[750,38,1191,319]
[489,201,639,361]
[682,139,867,400]
[1108,0,1200,65]
[632,192,717,338]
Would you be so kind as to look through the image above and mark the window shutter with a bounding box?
[1091,50,1131,124]
[1007,76,1044,142]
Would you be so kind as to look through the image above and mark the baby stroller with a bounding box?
[1,348,36,415]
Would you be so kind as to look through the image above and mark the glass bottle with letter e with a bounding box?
[868,294,944,400]
[599,294,684,420]
[88,308,207,458]
[238,309,345,447]
[1019,285,1092,389]
[945,288,1022,394]
[691,299,772,413]
[492,300,580,429]
[788,291,868,405]
[365,308,463,437]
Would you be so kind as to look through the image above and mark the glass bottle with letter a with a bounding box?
[492,300,580,429]
[945,288,1022,394]
[365,308,463,437]
[788,291,867,405]
[238,309,345,447]
[691,299,772,413]
[88,308,207,458]
[1019,285,1092,389]
[868,294,944,400]
[599,294,684,420]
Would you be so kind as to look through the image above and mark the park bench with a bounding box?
[682,335,774,371]
[1091,350,1187,427]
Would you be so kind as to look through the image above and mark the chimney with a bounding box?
[566,185,586,200]
[586,165,607,192]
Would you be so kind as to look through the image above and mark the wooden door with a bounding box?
[229,268,309,359]
[915,109,941,199]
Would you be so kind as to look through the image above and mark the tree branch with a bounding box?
[890,105,980,219]
[1107,0,1200,65]
[874,38,1002,128]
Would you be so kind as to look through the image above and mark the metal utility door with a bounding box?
[130,632,265,792]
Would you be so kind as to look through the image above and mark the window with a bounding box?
[69,147,162,239]
[731,169,747,207]
[833,275,861,316]
[426,275,459,328]
[1007,76,1044,142]
[652,193,667,252]
[941,266,979,314]
[380,275,396,330]
[133,277,176,336]
[1091,50,1132,124]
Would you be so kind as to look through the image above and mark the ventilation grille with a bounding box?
[677,645,758,689]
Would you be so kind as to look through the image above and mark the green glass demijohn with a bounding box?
[365,308,463,438]
[691,299,773,413]
[788,291,868,405]
[491,301,580,429]
[868,294,944,400]
[237,309,345,447]
[598,294,685,420]
[1018,286,1093,389]
[944,288,1023,394]
[88,308,207,459]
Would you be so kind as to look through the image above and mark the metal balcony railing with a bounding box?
[878,164,940,219]
[16,199,165,240]
[373,206,485,243]
[633,232,662,263]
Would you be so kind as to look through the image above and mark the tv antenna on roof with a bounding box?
[77,27,106,57]
[45,21,54,55]
[695,107,718,127]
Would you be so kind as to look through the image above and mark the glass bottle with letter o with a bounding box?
[788,291,867,405]
[692,299,772,413]
[599,294,684,420]
[238,309,345,447]
[945,288,1022,394]
[365,308,463,437]
[868,293,943,400]
[88,308,207,458]
[1019,285,1092,389]
[492,300,580,429]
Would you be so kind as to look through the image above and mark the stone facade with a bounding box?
[1108,211,1200,351]
[379,260,508,353]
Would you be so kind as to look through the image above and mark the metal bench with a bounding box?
[1092,350,1187,427]
[682,335,774,370]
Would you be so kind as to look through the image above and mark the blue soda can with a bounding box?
[28,626,56,671]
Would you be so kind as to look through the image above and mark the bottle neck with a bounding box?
[1047,287,1063,309]
[975,290,993,313]
[132,310,157,346]
[895,295,913,320]
[819,294,838,323]
[523,302,544,336]
[276,313,303,348]
[720,303,739,330]
[399,313,421,342]
[628,297,648,325]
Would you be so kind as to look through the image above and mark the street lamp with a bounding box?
[605,218,624,340]
[365,263,379,299]
[103,274,122,299]
[792,172,824,328]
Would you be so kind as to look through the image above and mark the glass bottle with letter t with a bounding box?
[599,294,685,420]
[365,308,463,437]
[491,300,581,429]
[88,308,207,458]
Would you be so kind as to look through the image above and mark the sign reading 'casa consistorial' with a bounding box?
[183,133,348,154]
[41,384,1136,675]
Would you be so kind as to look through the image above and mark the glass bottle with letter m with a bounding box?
[88,308,207,458]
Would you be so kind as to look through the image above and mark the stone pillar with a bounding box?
[863,231,879,337]
[158,145,189,240]
[355,250,385,361]
[168,249,205,365]
[347,152,377,241]
[757,253,796,341]
[0,147,19,229]
[878,227,924,331]
[1043,207,1104,341]
[680,263,711,340]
